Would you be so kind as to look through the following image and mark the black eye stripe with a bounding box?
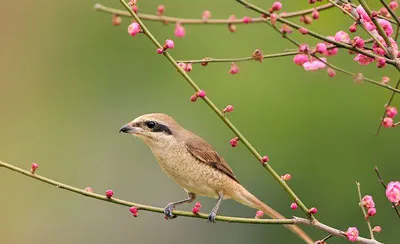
[151,123,172,135]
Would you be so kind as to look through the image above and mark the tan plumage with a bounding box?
[120,113,313,244]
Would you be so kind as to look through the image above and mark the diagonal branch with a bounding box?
[94,3,334,25]
[0,160,383,244]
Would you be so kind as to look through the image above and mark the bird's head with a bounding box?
[119,113,180,145]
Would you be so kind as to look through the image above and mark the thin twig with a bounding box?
[374,167,400,218]
[0,160,383,244]
[177,51,298,64]
[356,181,375,240]
[93,3,334,25]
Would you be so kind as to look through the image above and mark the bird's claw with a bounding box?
[164,203,177,219]
[207,212,217,223]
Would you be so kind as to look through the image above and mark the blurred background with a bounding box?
[1,1,399,243]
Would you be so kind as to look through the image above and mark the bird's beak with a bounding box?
[119,123,143,134]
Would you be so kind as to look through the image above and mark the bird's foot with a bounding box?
[207,211,217,223]
[164,203,177,219]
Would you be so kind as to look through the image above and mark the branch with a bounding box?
[356,182,375,240]
[236,0,398,68]
[176,51,298,64]
[94,3,334,25]
[0,160,383,244]
[374,167,400,218]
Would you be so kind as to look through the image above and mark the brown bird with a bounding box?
[120,113,313,244]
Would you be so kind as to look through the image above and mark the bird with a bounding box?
[119,113,313,244]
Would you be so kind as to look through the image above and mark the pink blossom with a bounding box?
[378,19,393,36]
[229,62,240,74]
[354,54,374,65]
[364,21,376,31]
[255,210,264,219]
[376,57,386,68]
[386,181,400,203]
[281,174,292,181]
[127,22,140,36]
[174,23,186,38]
[165,39,175,49]
[353,36,365,49]
[293,54,308,66]
[334,31,350,43]
[290,203,298,210]
[356,5,371,22]
[389,1,399,10]
[367,207,376,217]
[315,43,327,54]
[362,195,375,208]
[386,106,398,118]
[345,227,359,242]
[382,117,394,128]
[303,58,326,71]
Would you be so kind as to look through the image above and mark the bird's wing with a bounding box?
[184,132,239,183]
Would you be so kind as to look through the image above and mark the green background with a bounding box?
[1,1,398,243]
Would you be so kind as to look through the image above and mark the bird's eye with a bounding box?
[146,121,156,129]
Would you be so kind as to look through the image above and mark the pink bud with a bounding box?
[389,1,399,10]
[345,227,359,242]
[174,23,186,38]
[327,68,336,77]
[157,5,165,15]
[242,16,252,24]
[105,190,114,198]
[290,203,298,210]
[386,106,398,118]
[255,210,264,219]
[84,187,93,192]
[156,48,163,54]
[112,14,122,26]
[177,62,187,71]
[165,39,175,49]
[386,181,400,203]
[129,206,138,217]
[31,162,39,174]
[261,156,269,164]
[382,117,393,128]
[349,23,357,33]
[367,207,376,217]
[298,44,310,53]
[315,43,327,54]
[271,2,282,12]
[372,226,382,233]
[229,62,240,75]
[281,173,292,181]
[312,9,319,19]
[132,5,138,13]
[309,207,318,214]
[202,10,211,20]
[192,206,200,214]
[299,27,309,35]
[270,13,278,25]
[185,63,193,72]
[223,105,234,113]
[127,22,141,36]
[353,36,365,49]
[230,137,239,147]
[190,94,198,102]
[381,76,390,84]
[197,90,206,98]
[379,7,389,17]
[195,202,202,208]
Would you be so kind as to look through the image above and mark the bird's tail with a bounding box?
[232,184,314,244]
